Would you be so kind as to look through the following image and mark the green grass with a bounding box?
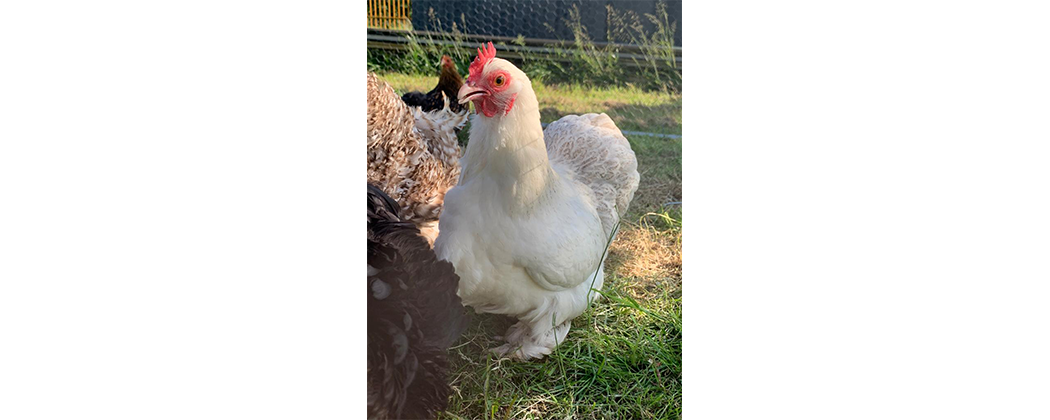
[439,275,682,420]
[378,71,682,419]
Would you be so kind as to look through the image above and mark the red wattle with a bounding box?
[476,93,518,118]
[479,98,499,118]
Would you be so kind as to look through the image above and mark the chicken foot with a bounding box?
[490,318,572,361]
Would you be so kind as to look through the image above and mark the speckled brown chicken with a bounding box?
[366,72,465,245]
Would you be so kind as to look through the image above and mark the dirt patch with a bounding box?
[607,226,682,300]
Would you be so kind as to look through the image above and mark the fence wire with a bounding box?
[410,0,682,47]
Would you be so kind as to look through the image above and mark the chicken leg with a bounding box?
[491,319,572,361]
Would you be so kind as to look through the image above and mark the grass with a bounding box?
[377,73,683,419]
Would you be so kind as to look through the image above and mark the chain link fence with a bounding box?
[370,0,681,91]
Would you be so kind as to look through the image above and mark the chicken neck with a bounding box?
[459,87,556,212]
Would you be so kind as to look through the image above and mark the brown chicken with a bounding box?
[401,55,467,115]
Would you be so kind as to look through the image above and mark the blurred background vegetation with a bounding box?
[367,0,681,93]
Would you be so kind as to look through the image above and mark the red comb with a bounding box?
[467,42,496,81]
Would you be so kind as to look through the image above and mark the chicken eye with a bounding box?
[494,75,505,86]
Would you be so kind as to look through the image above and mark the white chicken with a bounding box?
[434,43,639,360]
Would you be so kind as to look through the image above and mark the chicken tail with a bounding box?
[544,113,640,237]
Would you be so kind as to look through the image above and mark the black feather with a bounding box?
[367,183,469,420]
[400,55,466,115]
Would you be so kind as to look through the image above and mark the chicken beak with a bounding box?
[458,84,487,105]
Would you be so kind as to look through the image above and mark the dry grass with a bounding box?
[607,223,682,301]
